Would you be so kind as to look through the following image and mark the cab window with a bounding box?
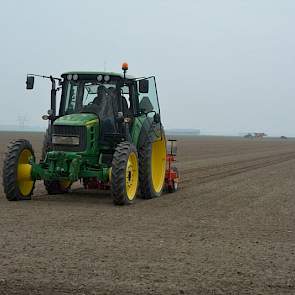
[137,77,160,117]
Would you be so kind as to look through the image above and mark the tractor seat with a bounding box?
[139,96,154,113]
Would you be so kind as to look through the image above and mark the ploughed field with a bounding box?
[0,131,295,295]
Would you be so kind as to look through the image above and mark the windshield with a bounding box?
[62,81,119,115]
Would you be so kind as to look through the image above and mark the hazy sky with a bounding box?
[0,0,294,135]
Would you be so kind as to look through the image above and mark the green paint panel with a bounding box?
[54,113,98,126]
[131,116,146,147]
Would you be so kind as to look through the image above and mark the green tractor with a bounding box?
[2,63,171,205]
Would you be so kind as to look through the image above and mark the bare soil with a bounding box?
[0,132,295,294]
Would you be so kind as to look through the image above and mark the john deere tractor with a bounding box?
[2,63,168,205]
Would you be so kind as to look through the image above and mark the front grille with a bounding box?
[52,125,87,152]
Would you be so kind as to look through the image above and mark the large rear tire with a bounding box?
[111,142,139,205]
[2,139,35,201]
[139,134,166,199]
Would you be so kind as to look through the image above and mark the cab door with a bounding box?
[135,76,164,143]
[136,76,161,121]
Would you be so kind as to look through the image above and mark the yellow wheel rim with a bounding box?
[17,149,34,196]
[125,152,138,201]
[151,137,166,193]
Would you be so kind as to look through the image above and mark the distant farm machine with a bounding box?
[2,64,179,205]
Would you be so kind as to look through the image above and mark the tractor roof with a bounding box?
[61,71,135,80]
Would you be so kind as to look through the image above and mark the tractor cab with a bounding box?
[58,72,138,143]
[60,72,133,117]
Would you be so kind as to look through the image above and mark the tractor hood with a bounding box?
[54,113,98,126]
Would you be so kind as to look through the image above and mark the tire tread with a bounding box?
[2,139,35,201]
[111,142,138,205]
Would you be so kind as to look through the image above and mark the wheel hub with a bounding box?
[17,149,34,196]
[125,152,138,200]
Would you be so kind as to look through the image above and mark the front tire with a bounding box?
[111,142,139,205]
[2,139,35,201]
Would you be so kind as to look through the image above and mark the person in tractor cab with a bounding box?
[84,85,115,117]
[93,85,108,105]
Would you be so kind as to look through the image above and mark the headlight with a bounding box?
[52,135,80,146]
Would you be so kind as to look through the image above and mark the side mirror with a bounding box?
[154,113,161,123]
[139,79,149,93]
[26,76,34,90]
